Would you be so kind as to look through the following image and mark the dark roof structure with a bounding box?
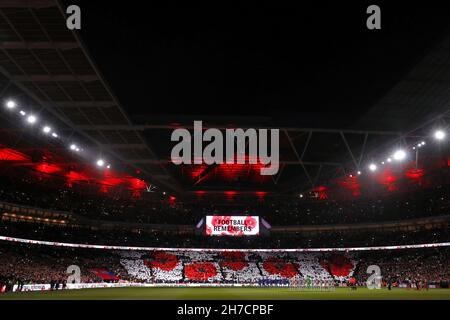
[0,0,449,198]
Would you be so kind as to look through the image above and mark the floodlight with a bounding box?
[6,100,16,109]
[96,159,105,167]
[434,130,445,140]
[393,150,406,161]
[26,115,37,124]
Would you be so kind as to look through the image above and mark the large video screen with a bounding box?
[205,216,259,236]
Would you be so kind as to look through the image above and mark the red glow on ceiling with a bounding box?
[223,190,237,201]
[255,191,267,202]
[66,170,90,182]
[254,191,267,196]
[0,146,151,196]
[337,175,361,197]
[0,148,29,161]
[217,162,265,181]
[194,190,206,200]
[168,196,176,205]
[99,177,125,187]
[405,168,424,181]
[129,177,146,190]
[377,168,398,191]
[188,164,208,179]
[314,186,327,192]
[312,186,328,199]
[132,189,142,199]
[35,162,61,174]
[184,155,273,184]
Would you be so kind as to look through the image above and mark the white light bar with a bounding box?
[0,235,449,252]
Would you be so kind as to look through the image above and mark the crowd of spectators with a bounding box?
[1,218,449,249]
[0,243,130,292]
[353,248,450,287]
[1,242,449,291]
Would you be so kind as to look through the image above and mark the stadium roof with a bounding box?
[0,1,449,198]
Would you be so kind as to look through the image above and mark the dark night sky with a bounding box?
[63,1,450,127]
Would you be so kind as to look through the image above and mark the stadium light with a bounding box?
[26,115,37,124]
[434,130,446,141]
[51,132,58,138]
[70,144,77,150]
[96,159,105,167]
[299,194,304,198]
[357,171,361,175]
[42,126,51,134]
[19,110,26,116]
[369,163,377,172]
[387,158,392,163]
[106,164,111,169]
[5,100,16,109]
[393,149,407,161]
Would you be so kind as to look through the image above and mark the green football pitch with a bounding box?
[0,287,449,300]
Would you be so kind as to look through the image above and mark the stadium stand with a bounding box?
[0,174,449,226]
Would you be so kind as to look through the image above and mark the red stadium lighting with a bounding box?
[0,148,29,161]
[35,163,61,174]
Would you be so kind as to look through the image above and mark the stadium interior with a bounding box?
[0,1,449,300]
